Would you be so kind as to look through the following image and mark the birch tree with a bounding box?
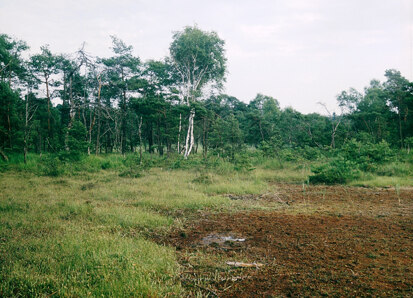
[169,26,226,158]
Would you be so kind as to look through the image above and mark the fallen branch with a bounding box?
[226,261,264,268]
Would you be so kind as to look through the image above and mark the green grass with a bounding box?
[1,152,412,295]
[197,171,268,195]
[2,232,181,297]
[349,174,413,187]
[0,172,185,296]
[0,164,273,296]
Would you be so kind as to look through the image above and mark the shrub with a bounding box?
[280,149,300,162]
[339,139,394,171]
[300,146,323,161]
[57,150,83,162]
[192,172,214,184]
[119,155,143,178]
[233,152,255,172]
[200,156,235,175]
[101,160,112,170]
[310,157,360,184]
[66,121,88,153]
[122,154,140,168]
[168,155,202,170]
[118,167,143,178]
[259,137,282,159]
[40,156,65,177]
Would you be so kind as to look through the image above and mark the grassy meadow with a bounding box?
[0,152,412,296]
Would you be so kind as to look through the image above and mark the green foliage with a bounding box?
[233,152,255,172]
[259,137,282,159]
[40,155,65,177]
[405,137,413,151]
[374,162,413,177]
[1,29,413,188]
[168,155,202,170]
[310,157,360,184]
[170,26,226,91]
[310,139,398,184]
[118,155,143,178]
[208,113,243,160]
[118,167,143,178]
[66,121,88,155]
[192,172,214,184]
[339,139,394,171]
[0,82,20,148]
[300,146,324,161]
[0,34,28,82]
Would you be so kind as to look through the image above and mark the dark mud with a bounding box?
[164,184,413,297]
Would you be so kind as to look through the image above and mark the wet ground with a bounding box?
[162,184,413,297]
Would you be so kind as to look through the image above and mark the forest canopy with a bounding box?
[0,28,412,168]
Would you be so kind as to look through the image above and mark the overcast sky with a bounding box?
[0,0,412,114]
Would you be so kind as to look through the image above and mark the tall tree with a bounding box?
[0,34,28,149]
[101,36,140,154]
[384,69,412,148]
[169,26,226,158]
[0,34,28,86]
[30,45,60,148]
[0,81,19,152]
[57,49,89,151]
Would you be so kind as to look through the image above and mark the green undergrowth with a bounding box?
[1,149,412,188]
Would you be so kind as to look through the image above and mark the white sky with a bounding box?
[0,0,412,114]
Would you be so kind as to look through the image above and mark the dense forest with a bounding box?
[1,27,412,178]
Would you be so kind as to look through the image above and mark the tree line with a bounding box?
[1,26,412,164]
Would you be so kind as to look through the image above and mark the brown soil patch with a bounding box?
[253,184,412,220]
[164,185,413,297]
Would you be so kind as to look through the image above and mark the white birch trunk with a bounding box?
[177,113,182,153]
[138,116,143,164]
[184,108,195,158]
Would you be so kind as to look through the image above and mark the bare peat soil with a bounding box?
[163,185,413,297]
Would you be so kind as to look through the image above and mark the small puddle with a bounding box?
[201,234,246,246]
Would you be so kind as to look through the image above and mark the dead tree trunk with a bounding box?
[318,102,343,149]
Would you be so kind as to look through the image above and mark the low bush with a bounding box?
[299,145,324,160]
[118,167,143,178]
[339,139,394,171]
[233,152,255,172]
[310,157,360,184]
[40,156,65,177]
